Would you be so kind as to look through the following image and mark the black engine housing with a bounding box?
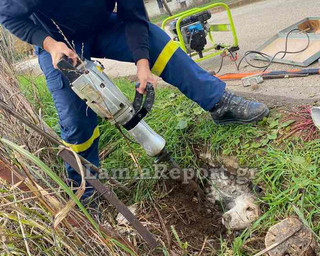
[169,11,211,35]
[189,30,207,57]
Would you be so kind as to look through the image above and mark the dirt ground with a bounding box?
[146,180,228,255]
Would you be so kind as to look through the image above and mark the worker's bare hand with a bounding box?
[43,36,77,69]
[136,59,158,94]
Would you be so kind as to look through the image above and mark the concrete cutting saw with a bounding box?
[57,57,166,158]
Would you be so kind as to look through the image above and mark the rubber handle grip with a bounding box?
[143,83,155,112]
[133,82,155,113]
[57,56,75,70]
[57,57,81,83]
[133,83,144,113]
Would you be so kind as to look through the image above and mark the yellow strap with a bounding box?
[63,126,100,153]
[151,40,179,76]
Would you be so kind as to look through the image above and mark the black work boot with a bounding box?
[210,91,269,125]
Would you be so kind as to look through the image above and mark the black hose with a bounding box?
[237,28,311,72]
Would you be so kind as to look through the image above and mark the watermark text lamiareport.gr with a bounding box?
[84,164,256,185]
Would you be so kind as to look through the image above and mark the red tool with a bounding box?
[216,68,320,81]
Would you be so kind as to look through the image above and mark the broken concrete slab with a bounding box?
[264,218,318,256]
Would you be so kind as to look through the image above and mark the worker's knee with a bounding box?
[148,22,171,44]
[148,23,172,62]
[147,22,203,79]
[147,23,181,77]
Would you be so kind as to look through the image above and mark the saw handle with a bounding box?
[133,82,155,113]
[57,55,82,69]
[123,83,155,131]
[57,56,82,83]
[57,56,75,70]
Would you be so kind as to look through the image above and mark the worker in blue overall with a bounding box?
[0,0,269,199]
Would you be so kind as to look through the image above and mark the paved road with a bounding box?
[18,0,320,106]
[98,0,320,106]
[201,0,320,106]
[145,0,190,17]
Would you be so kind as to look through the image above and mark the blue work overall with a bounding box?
[36,14,226,198]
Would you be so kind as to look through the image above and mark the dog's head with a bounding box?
[222,194,260,230]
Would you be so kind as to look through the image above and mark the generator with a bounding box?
[162,2,239,63]
[169,11,211,58]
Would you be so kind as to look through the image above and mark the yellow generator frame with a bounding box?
[161,2,239,63]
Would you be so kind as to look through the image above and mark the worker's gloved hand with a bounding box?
[43,36,78,69]
[136,59,158,94]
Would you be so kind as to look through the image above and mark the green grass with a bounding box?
[18,75,320,255]
[18,75,61,133]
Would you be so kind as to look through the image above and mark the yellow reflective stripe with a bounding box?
[63,126,100,153]
[151,40,179,76]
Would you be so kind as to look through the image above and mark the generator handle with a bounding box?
[161,3,239,54]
